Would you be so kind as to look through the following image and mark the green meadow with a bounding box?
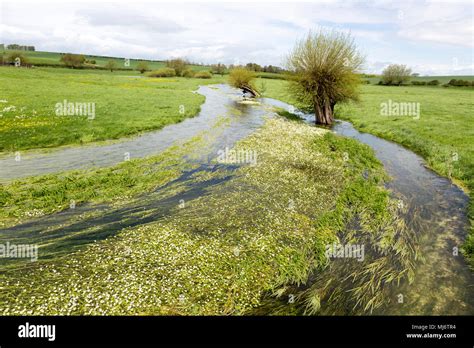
[1,49,211,71]
[363,75,474,85]
[0,66,223,151]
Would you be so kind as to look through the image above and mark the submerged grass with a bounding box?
[263,79,474,268]
[0,135,207,228]
[0,117,415,315]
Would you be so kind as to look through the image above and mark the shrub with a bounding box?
[147,68,176,77]
[211,63,226,75]
[447,79,472,87]
[136,61,149,74]
[104,60,118,72]
[166,58,188,76]
[228,67,259,97]
[427,80,439,86]
[182,68,195,78]
[381,64,412,85]
[60,53,86,68]
[411,81,426,85]
[193,71,212,79]
[228,68,256,89]
[4,51,29,66]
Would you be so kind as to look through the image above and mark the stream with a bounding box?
[1,84,472,315]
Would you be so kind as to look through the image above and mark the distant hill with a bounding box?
[1,49,212,71]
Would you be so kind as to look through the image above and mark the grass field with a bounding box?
[1,49,212,72]
[0,66,224,152]
[263,79,474,266]
[363,75,474,85]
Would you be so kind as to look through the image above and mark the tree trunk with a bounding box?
[314,101,334,126]
[241,84,260,98]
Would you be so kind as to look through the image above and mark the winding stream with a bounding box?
[1,84,472,314]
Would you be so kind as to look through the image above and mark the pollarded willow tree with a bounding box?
[228,67,260,97]
[287,30,364,125]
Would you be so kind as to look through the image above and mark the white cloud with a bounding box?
[0,0,472,75]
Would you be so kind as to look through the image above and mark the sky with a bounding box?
[1,0,473,75]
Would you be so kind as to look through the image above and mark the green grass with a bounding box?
[2,49,211,72]
[0,66,224,152]
[0,117,410,315]
[364,75,474,85]
[255,72,287,80]
[263,79,474,267]
[0,136,205,229]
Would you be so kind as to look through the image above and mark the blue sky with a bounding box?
[1,0,473,75]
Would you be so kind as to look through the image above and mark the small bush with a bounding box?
[229,68,256,89]
[447,79,472,87]
[427,80,439,86]
[193,71,212,79]
[381,64,412,85]
[136,61,149,74]
[211,63,226,75]
[166,58,188,76]
[60,53,86,68]
[104,60,118,72]
[182,68,195,78]
[147,68,176,77]
[411,81,426,85]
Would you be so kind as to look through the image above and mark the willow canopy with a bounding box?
[287,30,364,125]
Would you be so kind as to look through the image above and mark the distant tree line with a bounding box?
[147,58,212,79]
[230,63,285,73]
[443,79,474,87]
[411,80,439,86]
[3,44,35,51]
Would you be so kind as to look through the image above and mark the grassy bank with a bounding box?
[0,66,224,152]
[0,117,414,315]
[0,136,205,229]
[263,79,474,267]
